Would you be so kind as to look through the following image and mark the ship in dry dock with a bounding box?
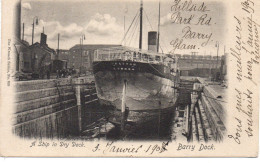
[92,0,180,126]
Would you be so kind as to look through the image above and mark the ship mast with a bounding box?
[157,0,160,52]
[139,0,143,50]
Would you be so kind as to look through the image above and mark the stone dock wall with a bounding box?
[200,87,226,141]
[13,76,97,139]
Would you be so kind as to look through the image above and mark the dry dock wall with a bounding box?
[13,77,97,139]
[200,87,226,141]
[173,77,226,142]
[195,77,226,141]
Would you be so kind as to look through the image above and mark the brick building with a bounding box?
[67,44,121,73]
[14,39,31,72]
[56,49,70,61]
[175,54,224,77]
[29,33,55,77]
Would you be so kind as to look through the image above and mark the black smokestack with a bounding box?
[148,31,157,52]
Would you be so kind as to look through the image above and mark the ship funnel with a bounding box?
[148,31,157,52]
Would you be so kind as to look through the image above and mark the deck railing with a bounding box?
[94,49,175,65]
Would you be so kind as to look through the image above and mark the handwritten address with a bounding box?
[169,0,213,53]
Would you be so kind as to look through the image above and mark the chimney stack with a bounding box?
[15,2,21,40]
[148,31,157,52]
[40,33,47,45]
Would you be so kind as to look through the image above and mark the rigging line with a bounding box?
[125,14,137,46]
[145,11,166,53]
[144,9,154,30]
[122,12,139,46]
[125,14,139,46]
[131,18,141,47]
[120,10,140,45]
[134,24,140,47]
[148,63,166,78]
[160,39,169,53]
[159,45,164,54]
[128,14,140,46]
[144,8,165,53]
[121,15,138,47]
[133,14,141,47]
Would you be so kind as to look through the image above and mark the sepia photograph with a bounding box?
[0,0,259,157]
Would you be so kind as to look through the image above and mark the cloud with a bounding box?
[23,13,123,48]
[161,13,172,26]
[43,21,84,40]
[24,19,84,43]
[41,20,83,40]
[22,3,31,10]
[86,13,122,36]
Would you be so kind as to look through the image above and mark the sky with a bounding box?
[21,0,227,55]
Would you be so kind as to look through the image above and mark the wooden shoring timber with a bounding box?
[191,109,197,142]
[189,98,197,142]
[184,105,189,136]
[189,91,200,142]
[201,93,226,141]
[198,99,213,141]
[203,87,224,122]
[194,105,205,142]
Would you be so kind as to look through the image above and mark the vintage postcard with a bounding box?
[0,0,259,157]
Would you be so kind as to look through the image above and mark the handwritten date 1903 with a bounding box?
[144,141,169,155]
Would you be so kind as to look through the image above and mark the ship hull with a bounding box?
[93,61,178,124]
[93,61,178,108]
[95,71,177,110]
